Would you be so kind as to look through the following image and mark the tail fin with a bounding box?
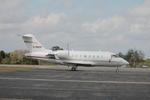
[22,34,47,52]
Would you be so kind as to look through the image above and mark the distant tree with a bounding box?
[118,52,125,59]
[126,49,144,67]
[0,50,6,58]
[0,50,6,63]
[0,56,2,64]
[10,51,19,64]
[22,57,39,65]
[118,49,144,67]
[0,50,39,65]
[51,46,63,51]
[2,53,11,64]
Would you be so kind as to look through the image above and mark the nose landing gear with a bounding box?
[116,66,119,72]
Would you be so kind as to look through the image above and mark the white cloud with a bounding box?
[32,13,65,26]
[0,0,23,9]
[81,0,150,37]
[130,0,150,17]
[80,0,150,57]
[0,0,150,57]
[81,16,126,33]
[0,0,25,36]
[18,13,67,35]
[0,0,24,22]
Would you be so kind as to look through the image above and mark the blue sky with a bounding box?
[14,0,144,25]
[25,0,144,18]
[0,0,150,58]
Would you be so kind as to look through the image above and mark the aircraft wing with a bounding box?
[60,60,95,66]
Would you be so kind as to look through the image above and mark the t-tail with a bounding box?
[22,34,47,52]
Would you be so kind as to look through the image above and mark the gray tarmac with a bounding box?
[0,65,150,100]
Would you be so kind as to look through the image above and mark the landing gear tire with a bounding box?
[71,65,77,71]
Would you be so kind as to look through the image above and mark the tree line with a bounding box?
[0,50,38,65]
[118,49,145,67]
[0,48,149,67]
[0,46,63,65]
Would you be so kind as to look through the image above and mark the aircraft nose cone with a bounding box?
[122,59,129,65]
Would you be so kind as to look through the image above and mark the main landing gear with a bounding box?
[69,65,78,71]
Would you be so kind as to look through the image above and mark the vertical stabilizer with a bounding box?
[22,34,46,52]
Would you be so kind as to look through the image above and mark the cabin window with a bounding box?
[84,55,87,58]
[76,55,78,57]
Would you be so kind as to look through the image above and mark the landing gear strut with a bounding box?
[116,66,119,72]
[71,65,78,71]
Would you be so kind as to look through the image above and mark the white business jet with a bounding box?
[22,34,129,71]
